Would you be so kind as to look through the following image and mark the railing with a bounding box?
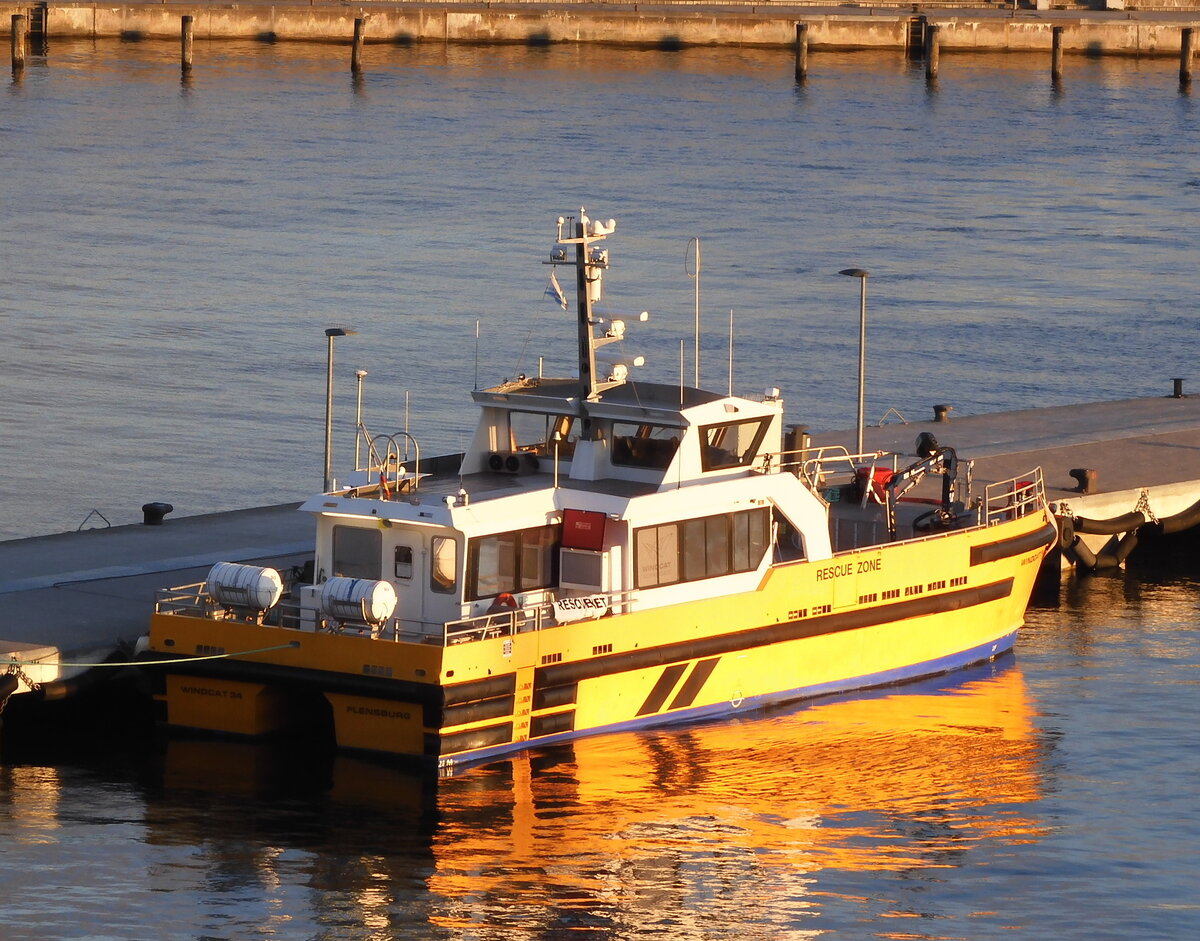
[981,468,1046,525]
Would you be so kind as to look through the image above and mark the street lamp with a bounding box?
[354,369,369,471]
[324,326,357,492]
[838,268,869,455]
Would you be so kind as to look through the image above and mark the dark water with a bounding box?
[2,39,1199,939]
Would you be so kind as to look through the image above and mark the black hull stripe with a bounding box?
[537,578,1014,691]
[636,664,688,716]
[970,521,1057,566]
[669,657,721,710]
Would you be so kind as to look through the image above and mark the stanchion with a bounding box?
[794,23,808,83]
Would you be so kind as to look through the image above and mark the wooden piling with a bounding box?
[351,17,365,74]
[11,14,27,72]
[925,24,939,81]
[794,23,808,83]
[1182,27,1195,85]
[1052,27,1064,82]
[181,15,194,72]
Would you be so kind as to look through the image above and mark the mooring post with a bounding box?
[351,17,365,74]
[11,14,27,72]
[794,23,809,83]
[1052,27,1064,82]
[181,15,194,72]
[1181,27,1195,85]
[925,24,940,81]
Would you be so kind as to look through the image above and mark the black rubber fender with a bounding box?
[1072,511,1146,535]
[1146,496,1200,536]
[0,673,18,701]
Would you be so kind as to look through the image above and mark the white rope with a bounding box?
[6,641,301,671]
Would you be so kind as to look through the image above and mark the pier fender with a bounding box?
[1142,495,1200,537]
[1056,511,1144,573]
[0,673,18,703]
[1072,511,1146,536]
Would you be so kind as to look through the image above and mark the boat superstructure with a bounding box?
[142,210,1057,772]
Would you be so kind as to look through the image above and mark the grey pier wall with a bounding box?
[3,3,1200,57]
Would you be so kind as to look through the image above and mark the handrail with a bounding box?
[981,468,1046,525]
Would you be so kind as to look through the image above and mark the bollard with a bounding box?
[1172,378,1186,398]
[925,24,940,81]
[1052,27,1064,82]
[141,502,174,526]
[794,23,809,83]
[11,14,27,72]
[933,404,953,423]
[1182,27,1195,85]
[181,15,194,72]
[1068,468,1097,495]
[351,17,365,74]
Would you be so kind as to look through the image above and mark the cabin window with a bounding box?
[699,417,771,471]
[611,422,683,470]
[394,545,414,580]
[467,523,562,601]
[430,536,458,595]
[508,411,577,458]
[331,526,381,580]
[634,507,770,589]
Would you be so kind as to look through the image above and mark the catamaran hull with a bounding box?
[144,513,1055,772]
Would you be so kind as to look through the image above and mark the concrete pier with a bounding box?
[2,2,1199,58]
[0,504,311,698]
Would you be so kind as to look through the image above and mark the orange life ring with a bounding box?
[495,592,518,609]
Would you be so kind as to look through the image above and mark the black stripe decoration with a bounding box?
[970,521,1057,566]
[537,578,1014,691]
[669,657,721,710]
[637,663,689,716]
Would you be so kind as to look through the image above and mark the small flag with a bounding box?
[546,270,568,310]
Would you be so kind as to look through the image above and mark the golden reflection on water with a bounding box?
[424,663,1044,933]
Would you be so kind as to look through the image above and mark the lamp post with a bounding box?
[324,327,357,492]
[354,369,368,471]
[838,268,869,455]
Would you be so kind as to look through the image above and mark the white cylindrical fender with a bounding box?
[319,577,397,626]
[206,562,283,612]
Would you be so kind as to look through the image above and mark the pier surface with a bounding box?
[0,505,311,691]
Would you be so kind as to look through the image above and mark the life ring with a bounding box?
[495,592,518,609]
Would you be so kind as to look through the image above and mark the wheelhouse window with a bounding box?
[635,507,769,589]
[394,545,414,580]
[508,411,577,458]
[700,417,771,471]
[467,523,562,601]
[611,421,683,470]
[332,525,381,580]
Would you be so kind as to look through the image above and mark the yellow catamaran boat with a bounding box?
[141,210,1057,773]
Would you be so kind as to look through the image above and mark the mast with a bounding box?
[549,210,620,421]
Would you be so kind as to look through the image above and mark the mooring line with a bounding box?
[6,641,302,671]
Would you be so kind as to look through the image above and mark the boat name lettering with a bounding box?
[346,705,412,720]
[362,664,394,678]
[180,685,242,700]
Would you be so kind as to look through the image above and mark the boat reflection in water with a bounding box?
[144,658,1045,936]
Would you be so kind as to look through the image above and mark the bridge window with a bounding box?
[430,536,458,595]
[700,416,771,471]
[611,422,683,470]
[635,507,769,589]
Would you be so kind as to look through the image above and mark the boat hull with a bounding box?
[143,512,1055,772]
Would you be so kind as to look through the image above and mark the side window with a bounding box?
[332,526,381,580]
[394,545,414,580]
[611,422,683,469]
[430,536,458,595]
[466,524,561,601]
[634,508,769,589]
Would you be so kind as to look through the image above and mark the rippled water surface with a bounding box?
[1,40,1198,539]
[2,37,1199,940]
